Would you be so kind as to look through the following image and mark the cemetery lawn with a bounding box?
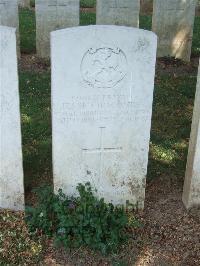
[80,0,96,8]
[1,6,200,266]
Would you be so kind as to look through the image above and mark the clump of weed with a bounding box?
[26,182,139,254]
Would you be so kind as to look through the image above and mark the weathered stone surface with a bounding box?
[51,25,157,209]
[183,60,200,209]
[36,0,80,58]
[96,0,140,27]
[18,0,30,8]
[0,0,20,56]
[152,0,196,61]
[0,26,24,210]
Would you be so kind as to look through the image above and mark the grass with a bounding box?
[80,12,96,25]
[148,75,197,180]
[19,8,36,54]
[80,0,96,8]
[1,6,199,265]
[139,15,152,31]
[19,72,52,188]
[192,16,200,55]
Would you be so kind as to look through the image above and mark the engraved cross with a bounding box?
[82,127,122,181]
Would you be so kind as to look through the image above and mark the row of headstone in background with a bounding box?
[35,0,79,58]
[18,0,30,8]
[0,26,24,210]
[152,0,197,62]
[35,0,140,58]
[96,0,140,27]
[182,59,200,209]
[0,0,30,57]
[97,0,196,61]
[35,0,197,61]
[0,0,20,56]
[0,0,197,61]
[0,25,199,211]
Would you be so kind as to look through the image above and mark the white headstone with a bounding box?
[51,25,157,209]
[152,0,196,61]
[96,0,140,27]
[18,0,30,8]
[0,0,20,56]
[0,26,24,210]
[35,0,80,58]
[182,60,200,209]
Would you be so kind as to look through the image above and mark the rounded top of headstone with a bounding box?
[0,25,16,32]
[51,25,158,41]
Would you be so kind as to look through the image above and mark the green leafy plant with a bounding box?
[26,186,56,236]
[26,183,138,254]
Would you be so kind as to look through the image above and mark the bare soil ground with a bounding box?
[40,176,200,265]
[2,175,199,265]
[19,54,50,73]
[156,56,199,77]
[138,176,200,266]
[81,7,96,13]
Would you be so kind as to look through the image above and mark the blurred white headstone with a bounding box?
[183,60,200,209]
[0,0,20,56]
[96,0,140,27]
[0,26,24,210]
[36,0,80,58]
[152,0,196,61]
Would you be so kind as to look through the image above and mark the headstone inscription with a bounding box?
[35,0,80,58]
[0,26,24,210]
[0,0,20,56]
[51,25,157,209]
[182,60,200,209]
[152,0,196,61]
[96,0,140,27]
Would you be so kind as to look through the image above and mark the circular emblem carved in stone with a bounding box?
[81,47,128,88]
